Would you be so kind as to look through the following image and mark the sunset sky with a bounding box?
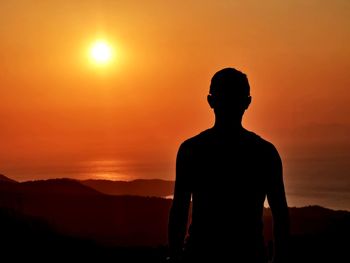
[1,1,349,209]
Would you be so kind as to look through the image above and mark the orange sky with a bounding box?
[1,1,349,209]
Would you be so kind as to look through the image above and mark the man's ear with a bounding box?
[207,94,214,108]
[244,96,252,110]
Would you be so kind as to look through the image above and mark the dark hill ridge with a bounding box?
[0,181,172,246]
[0,174,18,183]
[0,178,101,196]
[0,175,171,246]
[0,175,349,261]
[21,178,102,196]
[0,173,174,198]
[81,178,174,197]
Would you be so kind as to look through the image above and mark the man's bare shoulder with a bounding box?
[245,130,280,155]
[179,129,213,149]
[179,128,280,157]
[246,130,275,146]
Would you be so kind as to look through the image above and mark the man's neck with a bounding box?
[213,120,244,133]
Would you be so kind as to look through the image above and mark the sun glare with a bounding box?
[90,40,113,65]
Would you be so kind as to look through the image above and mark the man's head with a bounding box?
[207,68,251,122]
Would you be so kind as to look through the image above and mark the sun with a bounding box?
[90,40,113,65]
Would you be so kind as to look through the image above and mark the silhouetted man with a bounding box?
[168,68,289,263]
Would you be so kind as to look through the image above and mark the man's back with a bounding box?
[176,128,281,260]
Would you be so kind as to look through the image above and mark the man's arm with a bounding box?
[168,143,192,259]
[266,145,290,263]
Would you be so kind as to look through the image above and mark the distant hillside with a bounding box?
[0,178,101,196]
[0,178,172,246]
[81,179,174,197]
[0,174,174,197]
[0,174,18,183]
[21,178,102,195]
[0,176,350,262]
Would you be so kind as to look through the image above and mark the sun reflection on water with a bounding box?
[79,159,132,181]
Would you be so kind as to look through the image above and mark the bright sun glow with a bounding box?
[90,40,113,65]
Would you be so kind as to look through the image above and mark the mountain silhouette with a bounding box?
[81,179,174,197]
[0,174,18,183]
[0,178,101,197]
[21,178,102,195]
[0,175,349,262]
[0,177,171,246]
